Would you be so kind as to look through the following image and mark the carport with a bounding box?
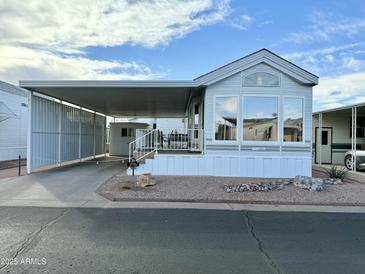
[20,80,202,173]
[313,102,365,172]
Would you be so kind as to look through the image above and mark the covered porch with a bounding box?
[313,103,365,172]
[20,80,205,173]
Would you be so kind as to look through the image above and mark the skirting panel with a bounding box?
[130,154,312,178]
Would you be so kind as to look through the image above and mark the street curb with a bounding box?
[2,199,365,213]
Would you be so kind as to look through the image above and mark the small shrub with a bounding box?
[327,166,347,180]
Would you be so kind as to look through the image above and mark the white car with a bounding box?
[344,150,365,170]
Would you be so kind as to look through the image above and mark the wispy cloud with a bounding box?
[258,20,273,28]
[0,0,232,83]
[284,42,365,76]
[287,11,365,44]
[228,14,253,30]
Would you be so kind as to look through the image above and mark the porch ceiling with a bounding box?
[20,81,202,117]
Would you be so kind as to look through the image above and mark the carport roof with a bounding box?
[20,80,201,117]
[313,102,365,115]
[20,49,319,117]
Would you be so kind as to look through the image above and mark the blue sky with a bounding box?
[1,0,365,111]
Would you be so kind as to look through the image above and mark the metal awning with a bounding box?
[20,80,202,117]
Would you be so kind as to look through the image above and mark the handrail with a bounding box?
[128,128,205,163]
[129,129,158,161]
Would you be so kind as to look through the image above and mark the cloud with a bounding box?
[314,71,365,111]
[258,20,273,28]
[0,45,163,84]
[0,0,232,83]
[228,14,253,30]
[287,11,365,44]
[0,0,231,50]
[284,42,365,76]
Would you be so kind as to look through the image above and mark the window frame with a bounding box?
[121,127,133,137]
[282,96,306,145]
[243,71,281,87]
[241,94,280,145]
[212,95,239,143]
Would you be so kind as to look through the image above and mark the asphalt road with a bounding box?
[0,207,365,274]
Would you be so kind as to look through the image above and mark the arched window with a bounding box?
[244,72,280,87]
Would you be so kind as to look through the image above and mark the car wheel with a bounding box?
[344,155,354,170]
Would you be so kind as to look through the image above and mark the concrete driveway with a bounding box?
[0,160,125,207]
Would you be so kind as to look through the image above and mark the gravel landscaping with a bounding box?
[96,168,365,206]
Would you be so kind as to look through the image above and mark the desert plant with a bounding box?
[327,165,347,180]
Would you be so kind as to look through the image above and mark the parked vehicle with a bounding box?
[344,150,365,170]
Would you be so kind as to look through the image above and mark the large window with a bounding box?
[215,96,237,141]
[283,97,303,142]
[243,96,278,141]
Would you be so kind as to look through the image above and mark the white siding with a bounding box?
[203,62,312,177]
[0,90,28,161]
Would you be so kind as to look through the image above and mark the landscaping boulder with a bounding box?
[137,173,156,187]
[293,176,312,189]
[310,178,325,191]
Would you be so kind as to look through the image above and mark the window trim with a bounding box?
[241,94,280,145]
[282,96,305,145]
[212,95,239,143]
[243,71,281,87]
[121,127,133,137]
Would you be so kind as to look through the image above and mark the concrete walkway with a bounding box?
[0,160,124,208]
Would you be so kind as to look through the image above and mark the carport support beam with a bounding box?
[79,107,82,162]
[26,92,33,174]
[319,113,322,166]
[352,107,357,172]
[58,102,62,166]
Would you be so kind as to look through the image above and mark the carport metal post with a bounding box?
[351,107,357,172]
[26,91,33,174]
[58,102,62,167]
[93,112,96,159]
[318,112,322,166]
[78,107,82,162]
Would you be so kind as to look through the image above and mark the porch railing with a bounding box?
[129,129,158,162]
[129,128,204,162]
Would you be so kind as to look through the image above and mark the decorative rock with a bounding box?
[324,178,343,185]
[223,181,285,193]
[137,173,156,187]
[293,176,312,189]
[310,178,325,191]
[224,175,339,194]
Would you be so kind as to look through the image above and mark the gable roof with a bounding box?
[194,48,318,86]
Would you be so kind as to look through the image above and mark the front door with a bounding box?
[316,127,332,164]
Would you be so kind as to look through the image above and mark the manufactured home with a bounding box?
[313,103,365,170]
[0,81,29,161]
[20,49,318,178]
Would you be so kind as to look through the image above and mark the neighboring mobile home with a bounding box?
[0,81,29,161]
[313,103,365,169]
[21,49,318,178]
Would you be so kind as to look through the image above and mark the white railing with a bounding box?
[130,128,204,162]
[129,129,158,162]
